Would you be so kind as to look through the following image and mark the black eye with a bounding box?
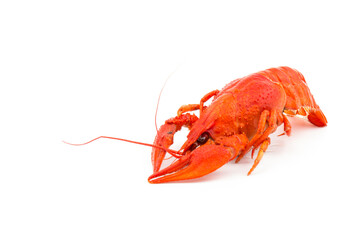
[197,132,209,144]
[188,132,210,151]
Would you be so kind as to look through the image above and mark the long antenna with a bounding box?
[63,136,181,158]
[155,64,182,132]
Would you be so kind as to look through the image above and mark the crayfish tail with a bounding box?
[308,108,327,127]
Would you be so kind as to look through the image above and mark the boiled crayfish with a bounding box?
[148,66,327,183]
[66,66,327,183]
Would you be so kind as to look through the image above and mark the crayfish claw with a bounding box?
[148,144,234,183]
[151,123,180,173]
[151,113,198,173]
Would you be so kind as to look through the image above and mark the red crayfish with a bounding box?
[67,66,327,183]
[148,66,327,183]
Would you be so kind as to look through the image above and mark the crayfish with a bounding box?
[148,66,327,183]
[67,67,327,183]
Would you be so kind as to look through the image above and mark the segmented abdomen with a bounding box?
[258,66,327,126]
[259,67,315,113]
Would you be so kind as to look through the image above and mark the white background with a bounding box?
[1,0,359,239]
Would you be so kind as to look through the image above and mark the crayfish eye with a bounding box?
[197,132,209,144]
[188,132,210,151]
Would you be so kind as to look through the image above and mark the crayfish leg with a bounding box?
[276,111,292,136]
[236,109,284,175]
[247,138,270,176]
[176,89,219,117]
[199,90,219,115]
[282,114,292,136]
[177,104,200,116]
[236,109,274,162]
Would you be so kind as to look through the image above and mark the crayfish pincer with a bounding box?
[148,66,327,183]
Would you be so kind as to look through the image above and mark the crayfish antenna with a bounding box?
[155,65,182,132]
[63,136,181,158]
[155,78,167,132]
